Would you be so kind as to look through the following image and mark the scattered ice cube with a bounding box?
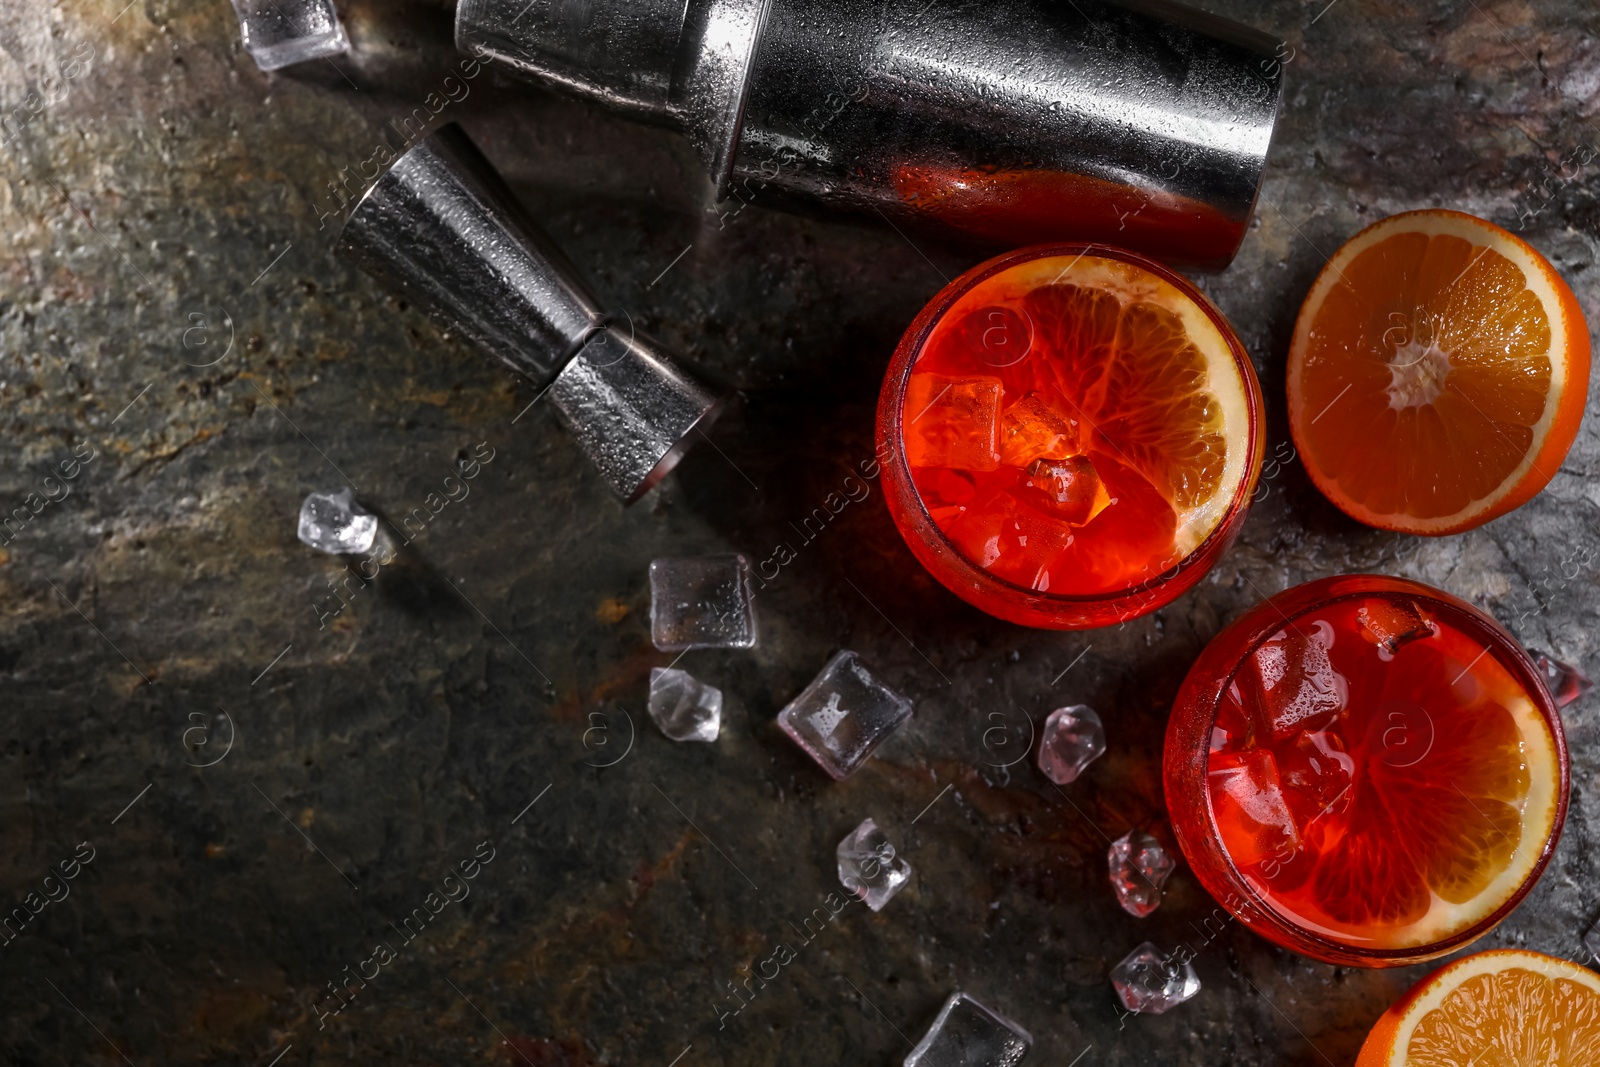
[1531,650,1593,709]
[229,0,348,71]
[777,651,913,780]
[297,487,377,554]
[1111,942,1201,1015]
[647,667,722,742]
[904,375,1003,471]
[1036,705,1105,785]
[648,555,757,651]
[1108,831,1177,918]
[998,392,1077,466]
[1583,918,1600,966]
[1022,456,1111,526]
[904,992,1032,1067]
[1207,749,1300,868]
[1245,620,1348,740]
[1357,598,1437,658]
[837,817,912,911]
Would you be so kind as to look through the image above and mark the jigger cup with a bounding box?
[337,124,722,502]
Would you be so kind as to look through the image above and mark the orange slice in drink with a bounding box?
[911,252,1259,595]
[1213,599,1563,950]
[1304,631,1559,946]
[1287,209,1590,535]
[1355,949,1600,1065]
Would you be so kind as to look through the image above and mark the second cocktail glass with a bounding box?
[1164,574,1569,967]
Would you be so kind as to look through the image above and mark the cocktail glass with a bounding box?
[1164,574,1569,966]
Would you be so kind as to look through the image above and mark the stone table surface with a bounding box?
[1,1,1598,1064]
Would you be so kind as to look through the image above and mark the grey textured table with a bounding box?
[1,1,1596,1064]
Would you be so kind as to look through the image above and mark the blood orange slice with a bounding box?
[1355,949,1600,1066]
[908,252,1260,595]
[1287,209,1590,535]
[1209,594,1563,950]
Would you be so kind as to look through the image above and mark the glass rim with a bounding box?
[878,241,1266,609]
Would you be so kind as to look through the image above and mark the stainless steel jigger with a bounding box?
[337,124,721,502]
[456,0,1286,270]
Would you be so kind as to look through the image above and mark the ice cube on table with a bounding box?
[1111,942,1200,1015]
[1357,598,1437,658]
[647,667,722,742]
[904,375,1003,471]
[837,817,912,911]
[297,487,377,555]
[777,651,913,780]
[648,555,757,651]
[1245,620,1348,740]
[904,992,1032,1067]
[1036,705,1106,785]
[1531,650,1593,709]
[1108,830,1177,918]
[230,0,348,71]
[998,392,1077,467]
[1206,749,1301,869]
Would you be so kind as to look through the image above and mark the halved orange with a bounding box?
[1287,209,1590,535]
[1355,949,1600,1065]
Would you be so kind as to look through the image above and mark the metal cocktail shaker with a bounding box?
[456,0,1285,270]
[337,124,721,503]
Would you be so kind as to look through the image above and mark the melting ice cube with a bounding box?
[1207,749,1301,869]
[1036,705,1106,785]
[1022,456,1112,526]
[1111,942,1200,1015]
[647,667,722,742]
[230,0,348,71]
[998,392,1077,466]
[1245,620,1348,740]
[904,375,1003,471]
[1357,598,1437,658]
[297,487,377,555]
[777,651,913,779]
[1108,830,1177,918]
[837,817,912,911]
[1280,729,1355,819]
[904,992,1032,1067]
[648,555,758,651]
[944,492,1074,593]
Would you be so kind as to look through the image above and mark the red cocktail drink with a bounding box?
[1165,575,1568,966]
[877,245,1264,629]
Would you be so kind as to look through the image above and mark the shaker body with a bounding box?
[457,0,1285,269]
[734,0,1283,269]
